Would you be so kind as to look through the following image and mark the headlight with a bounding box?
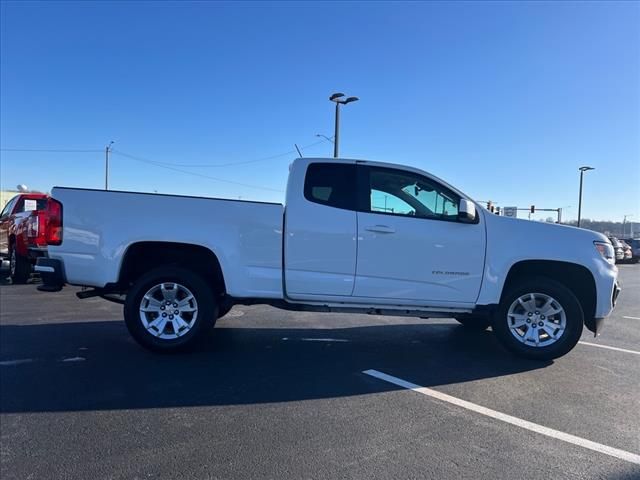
[594,241,615,263]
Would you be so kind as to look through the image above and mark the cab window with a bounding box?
[370,189,415,215]
[365,167,460,221]
[17,197,47,213]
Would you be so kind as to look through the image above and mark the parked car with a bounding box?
[608,237,625,263]
[0,193,49,283]
[621,238,640,260]
[618,239,635,263]
[35,158,620,361]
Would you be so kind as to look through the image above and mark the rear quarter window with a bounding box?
[303,163,357,210]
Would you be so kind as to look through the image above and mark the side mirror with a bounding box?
[458,199,477,223]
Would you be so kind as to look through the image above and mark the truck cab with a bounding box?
[284,159,484,306]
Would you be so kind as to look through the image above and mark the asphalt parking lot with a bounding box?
[1,266,639,480]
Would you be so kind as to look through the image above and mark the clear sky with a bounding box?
[1,1,638,221]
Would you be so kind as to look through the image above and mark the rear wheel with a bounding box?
[124,267,218,352]
[492,277,583,360]
[9,244,31,284]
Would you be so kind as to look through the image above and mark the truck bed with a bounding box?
[48,187,285,298]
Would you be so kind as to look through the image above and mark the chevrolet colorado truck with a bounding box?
[35,158,620,360]
[0,192,49,283]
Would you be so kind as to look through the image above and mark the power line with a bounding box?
[0,148,103,153]
[118,138,332,168]
[0,136,333,167]
[2,137,335,192]
[112,150,284,193]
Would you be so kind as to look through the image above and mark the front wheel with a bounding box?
[492,277,583,361]
[124,267,218,352]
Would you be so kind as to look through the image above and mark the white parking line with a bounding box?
[578,342,640,356]
[622,316,640,320]
[363,369,640,466]
[300,338,349,343]
[0,358,34,366]
[280,337,350,343]
[61,356,86,362]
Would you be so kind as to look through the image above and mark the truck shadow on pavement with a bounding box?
[0,320,550,414]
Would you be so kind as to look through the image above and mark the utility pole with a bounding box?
[105,141,114,190]
[577,166,594,228]
[329,93,359,158]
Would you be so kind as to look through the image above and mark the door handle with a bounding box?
[364,225,396,234]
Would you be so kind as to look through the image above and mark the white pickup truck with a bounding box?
[36,158,620,360]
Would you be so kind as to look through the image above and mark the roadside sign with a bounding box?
[504,207,517,218]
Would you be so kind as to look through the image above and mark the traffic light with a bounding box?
[530,205,535,214]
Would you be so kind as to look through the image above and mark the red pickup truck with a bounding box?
[0,193,50,283]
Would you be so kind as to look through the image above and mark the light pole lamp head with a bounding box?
[579,166,595,172]
[343,96,359,104]
[330,93,345,102]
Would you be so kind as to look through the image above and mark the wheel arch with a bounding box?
[117,241,226,295]
[501,260,597,331]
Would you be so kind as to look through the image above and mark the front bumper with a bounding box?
[587,280,621,336]
[35,257,65,292]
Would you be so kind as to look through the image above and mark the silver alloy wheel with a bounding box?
[507,292,567,347]
[139,282,198,339]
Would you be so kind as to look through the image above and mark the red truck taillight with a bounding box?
[46,198,63,245]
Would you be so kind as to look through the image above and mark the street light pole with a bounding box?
[329,93,359,158]
[333,101,340,158]
[105,141,114,191]
[577,166,594,228]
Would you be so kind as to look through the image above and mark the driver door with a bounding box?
[353,166,485,305]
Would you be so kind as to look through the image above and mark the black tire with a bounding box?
[492,276,583,361]
[124,267,218,352]
[454,316,491,330]
[9,244,31,284]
